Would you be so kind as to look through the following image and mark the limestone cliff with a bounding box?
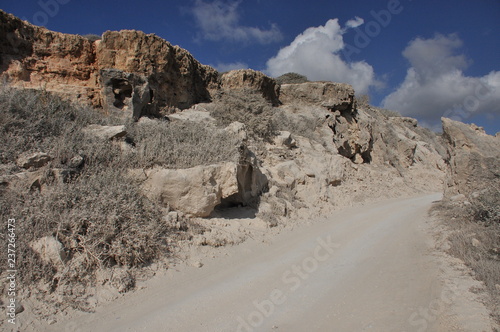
[0,10,219,117]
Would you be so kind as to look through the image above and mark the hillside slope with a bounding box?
[4,10,493,329]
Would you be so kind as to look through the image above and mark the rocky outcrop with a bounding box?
[137,163,238,217]
[280,82,355,112]
[221,69,280,106]
[327,108,373,163]
[133,160,268,217]
[97,30,220,113]
[0,10,219,117]
[441,117,500,199]
[0,11,99,104]
[82,124,127,140]
[16,152,52,169]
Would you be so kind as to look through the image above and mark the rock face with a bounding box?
[97,30,219,113]
[280,82,355,111]
[221,69,280,106]
[16,152,52,169]
[134,161,268,217]
[139,163,238,217]
[441,117,500,198]
[0,10,219,117]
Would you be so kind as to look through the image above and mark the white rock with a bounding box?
[83,124,127,140]
[30,236,66,267]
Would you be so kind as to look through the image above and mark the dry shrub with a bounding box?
[434,199,500,323]
[468,188,500,226]
[271,108,324,142]
[126,120,240,169]
[205,89,278,141]
[367,106,401,118]
[0,87,243,296]
[0,86,122,164]
[0,167,168,288]
[275,72,309,85]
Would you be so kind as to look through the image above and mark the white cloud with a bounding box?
[213,61,248,72]
[265,19,379,95]
[345,16,364,29]
[191,0,282,44]
[382,34,500,128]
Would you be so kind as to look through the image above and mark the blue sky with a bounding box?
[1,0,499,133]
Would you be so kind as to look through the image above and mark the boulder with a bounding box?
[16,152,52,169]
[273,131,297,149]
[133,157,268,217]
[83,124,127,140]
[328,109,372,163]
[280,82,355,112]
[221,69,280,106]
[168,105,216,123]
[67,155,85,169]
[30,236,66,267]
[138,163,237,217]
[224,121,248,141]
[1,170,45,191]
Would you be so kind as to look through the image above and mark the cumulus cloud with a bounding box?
[382,34,500,129]
[265,19,379,95]
[213,61,248,72]
[191,0,282,44]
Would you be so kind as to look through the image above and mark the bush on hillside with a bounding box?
[275,72,309,85]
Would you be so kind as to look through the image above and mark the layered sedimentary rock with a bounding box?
[0,10,219,117]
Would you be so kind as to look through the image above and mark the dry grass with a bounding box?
[205,89,278,141]
[271,108,324,142]
[433,193,500,324]
[0,86,241,310]
[127,120,240,169]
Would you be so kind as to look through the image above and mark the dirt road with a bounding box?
[48,193,493,331]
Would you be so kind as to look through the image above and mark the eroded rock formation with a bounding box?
[441,117,500,199]
[0,10,219,117]
[220,69,280,106]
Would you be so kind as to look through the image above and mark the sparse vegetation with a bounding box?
[271,108,324,142]
[127,120,240,169]
[206,89,278,141]
[433,189,500,324]
[81,34,102,42]
[0,86,241,310]
[275,72,309,85]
